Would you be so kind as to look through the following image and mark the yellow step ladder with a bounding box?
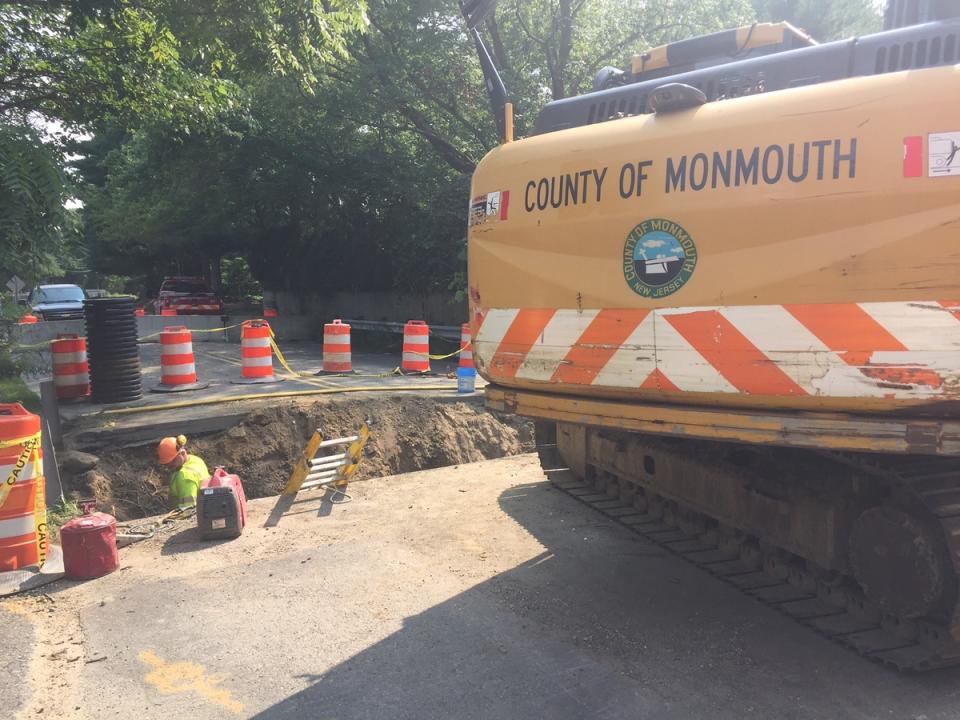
[282,423,371,498]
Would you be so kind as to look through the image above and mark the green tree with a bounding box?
[340,0,755,171]
[751,0,882,41]
[79,75,472,297]
[1,0,369,129]
[2,0,369,293]
[77,0,763,298]
[0,124,78,283]
[492,0,754,102]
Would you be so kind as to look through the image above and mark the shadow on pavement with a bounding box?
[247,481,960,720]
[265,487,342,526]
[160,526,232,555]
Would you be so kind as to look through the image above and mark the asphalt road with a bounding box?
[53,342,471,423]
[50,341,479,454]
[0,605,32,713]
[6,455,960,719]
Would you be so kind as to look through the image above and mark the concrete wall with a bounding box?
[221,314,315,343]
[271,291,467,327]
[12,291,466,349]
[12,319,84,346]
[135,315,226,343]
[13,315,230,348]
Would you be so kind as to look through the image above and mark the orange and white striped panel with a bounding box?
[401,321,430,373]
[459,324,474,369]
[473,301,960,401]
[159,326,198,386]
[241,320,275,379]
[51,334,90,400]
[0,405,42,570]
[323,320,352,373]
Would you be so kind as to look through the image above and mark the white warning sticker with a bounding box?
[928,132,960,177]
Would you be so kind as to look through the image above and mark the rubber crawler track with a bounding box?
[536,434,960,671]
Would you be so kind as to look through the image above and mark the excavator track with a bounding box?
[535,423,960,671]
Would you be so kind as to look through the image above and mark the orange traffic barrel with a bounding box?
[0,404,45,571]
[153,326,209,393]
[51,334,90,401]
[234,320,280,384]
[322,320,352,373]
[459,323,474,369]
[134,308,145,317]
[18,314,38,324]
[401,320,430,373]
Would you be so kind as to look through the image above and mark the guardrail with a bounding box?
[343,319,461,341]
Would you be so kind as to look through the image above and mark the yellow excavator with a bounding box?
[463,0,960,669]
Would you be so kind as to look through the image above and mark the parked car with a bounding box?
[27,284,85,321]
[154,277,224,315]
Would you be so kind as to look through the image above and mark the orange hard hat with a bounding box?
[157,437,179,465]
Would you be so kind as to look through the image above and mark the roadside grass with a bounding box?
[47,500,83,539]
[0,376,40,412]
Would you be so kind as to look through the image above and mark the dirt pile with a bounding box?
[73,396,534,519]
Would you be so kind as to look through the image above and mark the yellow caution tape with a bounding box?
[11,338,59,350]
[0,431,46,567]
[0,433,40,450]
[406,345,466,361]
[15,321,248,347]
[136,321,246,342]
[265,322,461,379]
[184,322,245,333]
[34,472,47,568]
[0,432,41,509]
[268,334,438,381]
[268,336,306,377]
[265,327,335,384]
[427,348,463,360]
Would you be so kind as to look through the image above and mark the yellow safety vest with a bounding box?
[168,454,210,509]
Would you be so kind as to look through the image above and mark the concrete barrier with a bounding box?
[13,319,84,347]
[13,315,230,348]
[222,315,315,343]
[136,315,226,343]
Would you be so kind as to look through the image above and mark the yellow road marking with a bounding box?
[192,347,338,388]
[192,347,242,367]
[139,650,244,714]
[1,600,28,615]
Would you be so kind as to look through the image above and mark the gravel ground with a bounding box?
[5,454,960,719]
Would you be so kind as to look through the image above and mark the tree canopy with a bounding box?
[1,0,369,127]
[0,0,368,284]
[4,0,884,295]
[751,0,882,41]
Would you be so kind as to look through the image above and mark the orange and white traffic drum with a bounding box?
[401,321,430,373]
[322,320,353,373]
[0,404,45,571]
[459,323,474,369]
[153,326,208,392]
[235,320,281,384]
[51,334,90,400]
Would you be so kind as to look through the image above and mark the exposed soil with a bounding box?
[64,395,534,519]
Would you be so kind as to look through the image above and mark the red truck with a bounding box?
[154,277,223,315]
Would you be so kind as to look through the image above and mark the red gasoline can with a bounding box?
[61,503,118,580]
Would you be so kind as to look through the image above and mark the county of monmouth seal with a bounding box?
[622,218,697,298]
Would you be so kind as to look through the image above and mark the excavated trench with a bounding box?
[60,395,535,520]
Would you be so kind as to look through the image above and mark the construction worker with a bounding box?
[157,435,210,508]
